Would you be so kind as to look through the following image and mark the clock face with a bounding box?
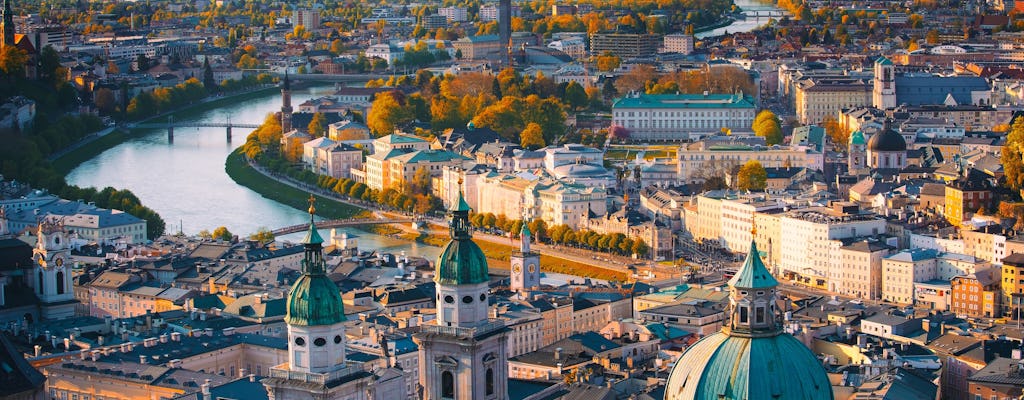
[55,257,63,267]
[512,263,521,274]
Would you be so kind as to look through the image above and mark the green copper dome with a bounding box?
[664,332,833,400]
[286,197,346,326]
[850,130,865,145]
[435,191,490,286]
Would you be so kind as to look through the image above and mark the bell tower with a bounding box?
[2,0,14,48]
[414,190,509,400]
[510,217,540,292]
[33,218,77,320]
[280,70,293,133]
[872,56,896,110]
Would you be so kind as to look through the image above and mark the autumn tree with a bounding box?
[367,91,414,136]
[753,110,783,145]
[212,226,234,241]
[595,52,621,72]
[521,122,546,149]
[0,46,27,82]
[308,112,327,137]
[1002,119,1024,191]
[822,116,849,151]
[736,159,768,191]
[249,227,275,243]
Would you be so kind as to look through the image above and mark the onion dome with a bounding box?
[286,196,346,326]
[435,190,489,286]
[665,239,833,400]
[849,130,866,146]
[867,120,906,152]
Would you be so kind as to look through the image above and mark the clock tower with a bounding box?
[33,219,77,320]
[509,221,539,292]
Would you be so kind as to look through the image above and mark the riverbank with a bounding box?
[50,85,283,175]
[225,149,364,220]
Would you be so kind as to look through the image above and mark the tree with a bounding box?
[736,159,768,191]
[203,57,217,92]
[822,116,849,151]
[367,91,413,136]
[39,45,64,85]
[595,51,621,72]
[0,46,27,82]
[308,112,327,137]
[1002,119,1024,191]
[94,88,116,114]
[752,110,783,145]
[212,226,234,241]
[520,122,546,149]
[562,81,588,111]
[926,29,940,45]
[249,227,275,243]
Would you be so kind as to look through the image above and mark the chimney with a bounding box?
[63,338,70,350]
[554,347,562,360]
[91,350,100,361]
[98,336,105,346]
[223,327,235,336]
[33,345,40,358]
[139,355,147,364]
[922,318,931,333]
[159,334,168,344]
[249,374,256,382]
[168,359,182,368]
[171,332,181,342]
[239,368,247,378]
[201,380,211,396]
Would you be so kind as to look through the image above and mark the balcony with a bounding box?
[268,364,364,385]
[420,320,506,339]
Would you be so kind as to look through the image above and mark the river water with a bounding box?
[697,0,787,38]
[66,85,441,259]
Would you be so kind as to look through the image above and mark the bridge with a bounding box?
[744,10,786,17]
[131,116,260,141]
[272,217,416,236]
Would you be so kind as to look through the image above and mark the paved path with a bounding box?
[47,127,116,162]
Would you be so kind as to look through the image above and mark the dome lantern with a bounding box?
[285,195,346,326]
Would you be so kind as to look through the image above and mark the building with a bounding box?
[292,8,321,29]
[452,35,502,60]
[589,32,660,59]
[547,37,585,59]
[676,141,819,184]
[438,7,468,22]
[873,57,897,109]
[866,122,908,169]
[1002,253,1024,317]
[944,169,996,227]
[663,33,694,54]
[302,138,363,180]
[365,43,404,66]
[664,240,833,400]
[950,267,1001,318]
[412,191,510,400]
[611,92,757,141]
[509,223,540,292]
[837,239,893,300]
[261,201,404,399]
[794,77,872,124]
[31,220,78,320]
[2,198,148,244]
[881,249,987,305]
[778,205,887,289]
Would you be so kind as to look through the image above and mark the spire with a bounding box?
[449,184,472,241]
[726,237,782,337]
[283,69,291,91]
[2,0,13,48]
[301,195,325,274]
[728,239,778,290]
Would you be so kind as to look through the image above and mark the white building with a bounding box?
[293,8,321,29]
[612,92,756,141]
[438,6,468,22]
[548,37,586,59]
[778,205,887,289]
[365,43,405,66]
[663,33,694,55]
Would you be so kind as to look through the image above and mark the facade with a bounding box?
[413,192,510,400]
[32,220,78,320]
[837,240,893,300]
[872,57,897,109]
[664,241,833,400]
[794,77,872,124]
[452,35,502,60]
[676,143,819,184]
[778,206,887,288]
[302,137,363,180]
[365,43,404,66]
[509,223,540,291]
[663,33,694,54]
[944,169,996,227]
[950,268,1001,318]
[438,7,468,22]
[589,32,660,59]
[292,8,320,29]
[547,37,585,59]
[612,92,757,141]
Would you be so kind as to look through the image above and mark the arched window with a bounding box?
[486,368,494,396]
[442,370,455,399]
[37,271,43,295]
[739,306,749,323]
[55,271,64,295]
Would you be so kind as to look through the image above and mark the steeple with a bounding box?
[2,0,13,48]
[285,195,345,327]
[280,70,293,133]
[300,195,325,274]
[726,237,782,337]
[448,189,473,241]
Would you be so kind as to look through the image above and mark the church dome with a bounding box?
[867,125,906,152]
[664,332,833,400]
[286,200,346,326]
[435,191,490,286]
[664,240,833,400]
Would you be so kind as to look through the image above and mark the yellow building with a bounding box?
[1002,253,1024,316]
[794,77,872,124]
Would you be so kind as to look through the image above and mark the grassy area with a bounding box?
[51,129,133,174]
[225,149,363,219]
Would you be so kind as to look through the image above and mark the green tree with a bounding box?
[562,81,588,110]
[736,159,768,191]
[308,112,327,137]
[212,226,234,241]
[1002,119,1024,191]
[752,110,783,145]
[203,57,217,92]
[520,122,546,150]
[39,45,63,85]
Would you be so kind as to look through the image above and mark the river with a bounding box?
[66,84,441,260]
[697,0,787,38]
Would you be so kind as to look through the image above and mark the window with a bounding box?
[486,368,495,395]
[442,371,455,399]
[756,306,766,324]
[56,271,64,295]
[739,306,748,323]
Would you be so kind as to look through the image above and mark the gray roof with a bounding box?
[894,75,989,106]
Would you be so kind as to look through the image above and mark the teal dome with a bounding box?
[286,274,346,326]
[664,332,833,400]
[286,196,346,326]
[435,190,489,286]
[435,238,490,286]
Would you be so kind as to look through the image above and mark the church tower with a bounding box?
[280,71,293,133]
[848,129,866,172]
[872,56,896,110]
[264,196,404,399]
[509,220,539,291]
[2,0,14,48]
[33,219,77,320]
[414,190,509,400]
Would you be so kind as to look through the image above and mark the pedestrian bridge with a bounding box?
[272,218,416,236]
